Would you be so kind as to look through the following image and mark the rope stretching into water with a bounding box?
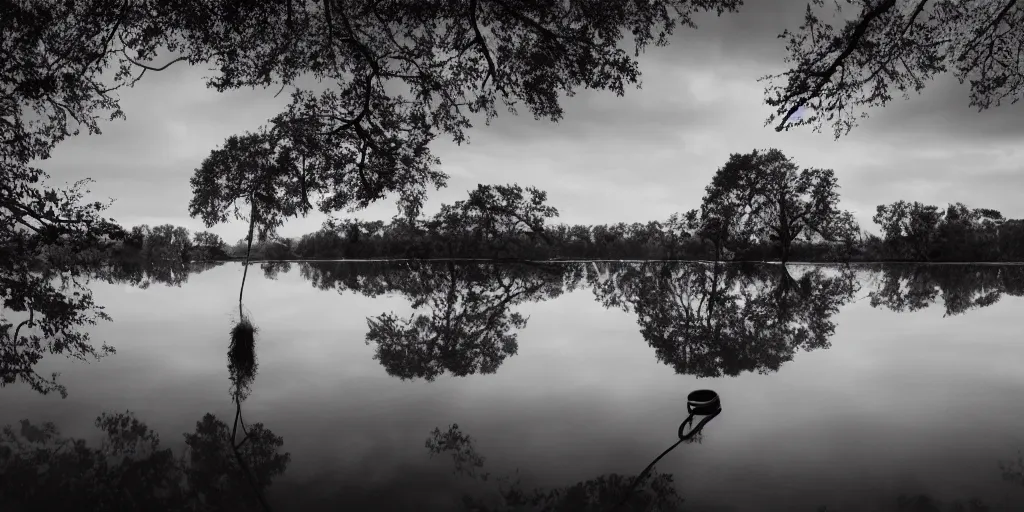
[610,408,721,512]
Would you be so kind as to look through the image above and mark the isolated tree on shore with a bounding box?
[189,129,315,320]
[693,149,852,263]
[763,0,1024,138]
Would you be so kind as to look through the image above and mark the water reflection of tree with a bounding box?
[260,261,292,281]
[364,262,580,381]
[590,262,858,377]
[0,411,289,511]
[868,265,1024,317]
[2,259,225,398]
[426,424,685,511]
[298,261,413,298]
[1,317,288,511]
[98,259,224,289]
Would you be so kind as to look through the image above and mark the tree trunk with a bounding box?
[239,200,257,319]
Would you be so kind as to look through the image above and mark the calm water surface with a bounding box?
[3,262,1024,511]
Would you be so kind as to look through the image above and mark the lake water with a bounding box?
[3,262,1024,511]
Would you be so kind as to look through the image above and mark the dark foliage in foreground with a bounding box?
[0,411,289,512]
[426,423,687,511]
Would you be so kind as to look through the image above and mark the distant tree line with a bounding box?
[107,150,1024,265]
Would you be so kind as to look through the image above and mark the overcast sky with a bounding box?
[38,1,1024,244]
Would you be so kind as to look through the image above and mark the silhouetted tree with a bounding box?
[868,264,1024,317]
[365,262,572,381]
[4,2,749,370]
[428,184,559,258]
[871,202,1015,262]
[661,213,694,260]
[189,130,314,257]
[0,411,289,511]
[763,0,1024,138]
[874,201,944,260]
[193,231,228,260]
[0,182,125,396]
[693,149,852,263]
[591,262,858,377]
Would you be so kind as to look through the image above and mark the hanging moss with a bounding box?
[228,317,258,400]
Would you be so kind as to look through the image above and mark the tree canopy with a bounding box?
[688,148,855,262]
[160,0,739,221]
[763,0,1024,138]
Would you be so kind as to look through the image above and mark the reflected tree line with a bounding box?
[5,0,1024,507]
[594,262,857,377]
[302,261,1024,382]
[10,260,1024,400]
[312,260,853,381]
[8,260,1024,400]
[0,320,290,512]
[867,264,1024,318]
[6,260,1024,510]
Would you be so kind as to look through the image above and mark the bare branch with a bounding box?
[123,54,189,72]
[470,0,505,94]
